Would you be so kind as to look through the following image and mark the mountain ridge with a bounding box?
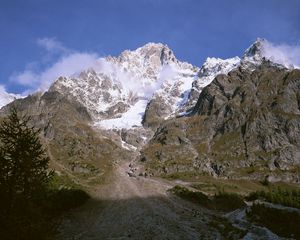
[1,38,299,183]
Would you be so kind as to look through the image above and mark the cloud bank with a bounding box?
[10,38,100,93]
[92,59,177,98]
[262,40,300,68]
[10,38,300,96]
[11,37,176,98]
[37,37,68,53]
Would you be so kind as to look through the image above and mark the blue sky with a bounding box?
[1,0,300,94]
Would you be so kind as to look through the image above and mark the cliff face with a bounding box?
[141,62,300,182]
[1,90,133,186]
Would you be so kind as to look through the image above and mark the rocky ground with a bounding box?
[55,152,289,240]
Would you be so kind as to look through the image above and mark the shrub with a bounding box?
[247,203,300,239]
[169,185,245,212]
[246,187,300,209]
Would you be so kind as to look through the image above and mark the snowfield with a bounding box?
[95,99,148,129]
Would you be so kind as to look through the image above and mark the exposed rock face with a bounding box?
[49,70,130,120]
[142,62,300,182]
[48,43,200,130]
[0,90,132,185]
[186,57,241,110]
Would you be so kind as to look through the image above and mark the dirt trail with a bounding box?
[56,160,218,240]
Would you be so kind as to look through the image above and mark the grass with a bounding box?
[163,171,204,180]
[213,191,245,212]
[176,174,300,196]
[246,187,300,209]
[47,173,90,212]
[169,185,245,212]
[247,203,300,239]
[170,184,300,238]
[170,182,300,211]
[165,173,266,195]
[0,173,90,240]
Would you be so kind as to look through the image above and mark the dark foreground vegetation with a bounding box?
[246,187,300,209]
[0,108,89,240]
[247,203,300,239]
[169,185,245,212]
[170,185,300,239]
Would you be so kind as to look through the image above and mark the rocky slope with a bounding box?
[0,90,133,186]
[141,60,300,182]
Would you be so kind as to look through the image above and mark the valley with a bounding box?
[56,154,299,240]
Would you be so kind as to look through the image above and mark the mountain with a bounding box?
[1,38,299,183]
[142,61,300,181]
[50,43,199,129]
[0,86,21,108]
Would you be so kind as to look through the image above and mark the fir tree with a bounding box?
[0,107,52,214]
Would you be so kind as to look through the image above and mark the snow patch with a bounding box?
[95,99,148,129]
[121,141,137,151]
[0,86,23,108]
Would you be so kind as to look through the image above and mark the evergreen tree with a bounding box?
[0,107,52,215]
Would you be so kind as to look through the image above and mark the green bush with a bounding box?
[213,191,245,212]
[169,185,210,205]
[246,187,300,209]
[247,203,300,239]
[46,188,90,214]
[169,185,245,212]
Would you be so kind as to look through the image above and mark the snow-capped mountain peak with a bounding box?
[0,86,22,108]
[242,38,298,69]
[178,56,241,113]
[42,39,298,130]
[49,43,199,129]
[243,38,266,59]
[106,42,179,83]
[198,56,241,77]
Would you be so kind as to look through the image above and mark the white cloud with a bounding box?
[262,40,300,68]
[91,59,176,98]
[10,38,100,93]
[12,37,299,97]
[13,70,39,87]
[37,37,68,53]
[11,53,99,92]
[38,53,99,90]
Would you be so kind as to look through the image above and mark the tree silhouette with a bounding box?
[0,107,89,240]
[0,107,52,214]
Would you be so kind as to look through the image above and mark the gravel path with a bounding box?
[56,160,218,240]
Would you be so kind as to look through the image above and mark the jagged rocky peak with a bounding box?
[241,38,295,69]
[0,87,22,108]
[106,42,183,81]
[198,56,241,77]
[31,39,297,131]
[49,69,129,121]
[181,56,241,111]
[135,42,177,65]
[47,42,198,127]
[243,37,266,59]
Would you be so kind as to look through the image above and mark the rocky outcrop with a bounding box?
[0,90,133,185]
[141,61,300,182]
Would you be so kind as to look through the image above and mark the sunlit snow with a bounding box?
[95,99,148,129]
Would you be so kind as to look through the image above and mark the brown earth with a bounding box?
[56,158,223,240]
